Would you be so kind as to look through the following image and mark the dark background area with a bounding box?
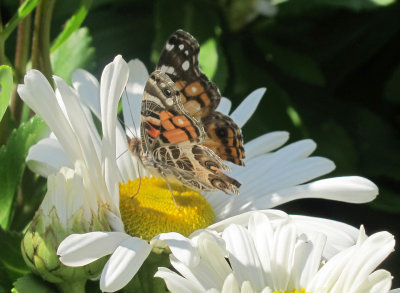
[1,0,399,289]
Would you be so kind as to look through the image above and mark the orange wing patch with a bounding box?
[184,81,204,97]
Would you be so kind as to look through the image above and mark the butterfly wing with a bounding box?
[140,70,205,155]
[156,30,220,121]
[202,112,245,166]
[153,144,240,195]
[157,30,246,166]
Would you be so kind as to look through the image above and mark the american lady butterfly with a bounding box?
[129,30,245,195]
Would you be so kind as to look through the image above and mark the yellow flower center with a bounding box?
[273,289,308,293]
[119,177,215,240]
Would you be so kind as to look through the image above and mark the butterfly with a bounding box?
[129,30,245,195]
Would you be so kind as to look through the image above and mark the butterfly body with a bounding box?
[130,30,245,195]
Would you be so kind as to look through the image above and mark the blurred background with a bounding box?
[1,0,399,289]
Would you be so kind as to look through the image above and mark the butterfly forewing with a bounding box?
[157,30,221,121]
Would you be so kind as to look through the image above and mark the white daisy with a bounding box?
[19,56,379,292]
[155,211,398,293]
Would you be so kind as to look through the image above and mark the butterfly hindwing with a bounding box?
[152,144,240,194]
[202,112,245,166]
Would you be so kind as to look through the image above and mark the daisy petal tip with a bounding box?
[156,233,200,267]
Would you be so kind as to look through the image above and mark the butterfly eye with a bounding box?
[150,75,156,81]
[175,91,180,96]
[163,88,172,97]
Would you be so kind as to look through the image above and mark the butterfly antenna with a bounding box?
[123,87,140,139]
[116,148,130,161]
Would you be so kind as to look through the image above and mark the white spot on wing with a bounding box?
[179,44,184,50]
[191,86,197,93]
[165,98,174,106]
[177,118,184,125]
[184,50,189,56]
[166,66,174,74]
[182,60,190,71]
[166,43,174,51]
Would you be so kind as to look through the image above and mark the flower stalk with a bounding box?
[10,0,32,123]
[31,0,55,83]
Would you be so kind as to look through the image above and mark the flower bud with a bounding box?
[21,162,112,288]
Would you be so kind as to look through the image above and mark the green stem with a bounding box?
[31,0,55,83]
[10,0,32,124]
[56,280,87,293]
[0,11,10,66]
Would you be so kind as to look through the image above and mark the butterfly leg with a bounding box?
[158,169,180,210]
[131,175,142,198]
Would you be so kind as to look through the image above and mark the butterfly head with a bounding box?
[128,137,142,157]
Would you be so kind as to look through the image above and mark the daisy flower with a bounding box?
[155,211,398,293]
[19,55,379,291]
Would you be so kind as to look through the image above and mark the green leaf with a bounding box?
[51,27,95,84]
[256,39,326,86]
[0,0,39,41]
[0,65,13,121]
[50,0,93,53]
[0,65,13,122]
[317,0,395,10]
[0,228,29,282]
[384,64,400,104]
[199,38,218,80]
[0,116,49,229]
[17,0,40,18]
[12,274,56,293]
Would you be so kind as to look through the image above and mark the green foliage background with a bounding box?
[1,0,399,291]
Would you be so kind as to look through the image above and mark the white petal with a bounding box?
[100,237,151,292]
[247,213,274,285]
[155,267,204,293]
[293,215,359,261]
[124,59,148,138]
[241,281,255,293]
[339,231,395,292]
[106,210,125,232]
[244,131,289,160]
[250,176,377,213]
[355,269,392,293]
[169,254,223,290]
[18,70,81,162]
[209,210,288,232]
[196,232,232,282]
[216,97,232,115]
[54,76,102,178]
[241,156,335,200]
[58,232,131,266]
[156,232,200,267]
[100,55,129,207]
[221,273,240,293]
[223,224,265,291]
[270,218,296,290]
[27,137,73,177]
[230,88,266,128]
[72,69,101,118]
